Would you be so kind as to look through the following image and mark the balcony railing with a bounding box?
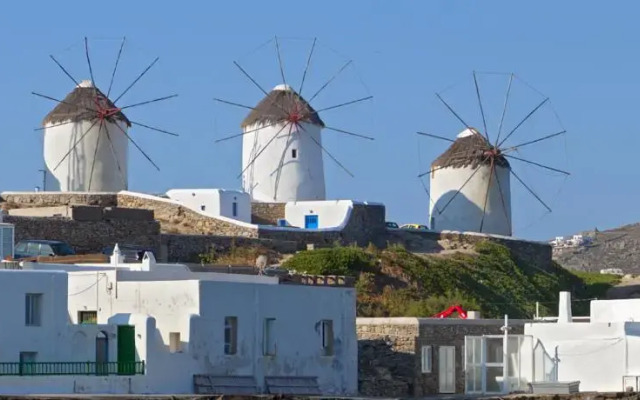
[0,361,145,376]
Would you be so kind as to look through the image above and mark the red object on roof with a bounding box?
[432,304,468,319]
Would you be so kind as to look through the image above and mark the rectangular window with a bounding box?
[169,332,181,353]
[232,202,238,217]
[321,320,334,356]
[291,149,297,159]
[224,316,238,355]
[78,311,97,324]
[200,205,206,211]
[263,318,276,356]
[25,294,42,326]
[421,345,432,373]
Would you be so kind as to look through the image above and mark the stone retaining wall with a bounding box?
[1,192,118,209]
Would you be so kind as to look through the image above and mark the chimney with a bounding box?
[558,291,572,323]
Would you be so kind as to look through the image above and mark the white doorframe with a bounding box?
[439,345,456,393]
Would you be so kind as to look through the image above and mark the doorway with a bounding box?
[96,331,109,375]
[117,325,136,375]
[439,346,456,393]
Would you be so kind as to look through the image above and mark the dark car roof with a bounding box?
[18,239,67,245]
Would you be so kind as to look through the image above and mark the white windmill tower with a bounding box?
[214,37,374,202]
[418,72,569,236]
[33,37,178,192]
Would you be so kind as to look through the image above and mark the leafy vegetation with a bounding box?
[283,241,620,318]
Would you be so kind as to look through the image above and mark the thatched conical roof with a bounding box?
[42,80,131,127]
[432,128,509,169]
[241,84,325,129]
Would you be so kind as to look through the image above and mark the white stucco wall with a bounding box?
[166,188,251,223]
[242,89,326,202]
[590,299,640,322]
[525,321,629,392]
[44,118,128,192]
[429,164,512,236]
[284,200,353,229]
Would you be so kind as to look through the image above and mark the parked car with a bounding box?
[101,244,154,262]
[400,223,429,231]
[14,240,76,259]
[385,221,399,229]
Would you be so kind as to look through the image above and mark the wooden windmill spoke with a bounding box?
[53,118,100,171]
[479,159,495,232]
[107,37,126,98]
[130,121,179,137]
[473,71,490,143]
[493,166,512,235]
[274,36,287,87]
[497,97,549,148]
[323,126,374,141]
[88,119,104,191]
[113,57,159,104]
[215,122,278,143]
[32,92,95,113]
[103,127,127,188]
[418,176,441,215]
[213,97,258,111]
[417,164,448,178]
[503,130,566,153]
[436,93,470,130]
[437,164,483,215]
[49,55,80,87]
[84,37,96,87]
[120,94,178,110]
[510,168,551,212]
[504,154,570,175]
[233,61,269,96]
[298,37,317,95]
[112,121,160,171]
[308,60,353,103]
[238,122,291,179]
[494,73,514,147]
[273,123,295,200]
[313,96,373,114]
[417,132,455,143]
[297,123,354,177]
[34,121,76,131]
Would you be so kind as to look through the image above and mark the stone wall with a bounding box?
[1,192,118,209]
[356,318,527,397]
[356,319,419,397]
[117,193,259,238]
[5,215,160,254]
[159,234,299,263]
[386,229,553,272]
[251,202,285,225]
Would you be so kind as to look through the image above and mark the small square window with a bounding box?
[78,311,97,324]
[291,149,297,159]
[200,205,206,211]
[224,316,238,355]
[25,294,42,326]
[421,345,432,373]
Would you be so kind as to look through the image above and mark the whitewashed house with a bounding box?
[283,200,378,229]
[166,189,251,223]
[0,248,357,395]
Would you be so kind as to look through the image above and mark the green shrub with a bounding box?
[282,247,376,276]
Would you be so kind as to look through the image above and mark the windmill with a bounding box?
[214,37,374,203]
[32,37,178,192]
[418,72,569,236]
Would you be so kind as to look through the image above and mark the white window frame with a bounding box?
[25,293,42,326]
[421,345,433,373]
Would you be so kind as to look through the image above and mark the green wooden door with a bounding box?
[117,325,135,375]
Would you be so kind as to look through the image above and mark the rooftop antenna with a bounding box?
[32,37,179,191]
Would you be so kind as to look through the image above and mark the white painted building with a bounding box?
[0,248,357,395]
[241,84,326,203]
[429,128,512,236]
[166,189,251,223]
[284,200,355,229]
[43,80,129,192]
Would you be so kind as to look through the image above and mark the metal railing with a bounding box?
[0,361,145,376]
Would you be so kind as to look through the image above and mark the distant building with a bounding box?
[166,188,251,223]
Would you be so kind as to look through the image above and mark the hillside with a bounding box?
[282,241,618,319]
[553,223,640,274]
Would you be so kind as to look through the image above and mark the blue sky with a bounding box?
[0,1,637,240]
